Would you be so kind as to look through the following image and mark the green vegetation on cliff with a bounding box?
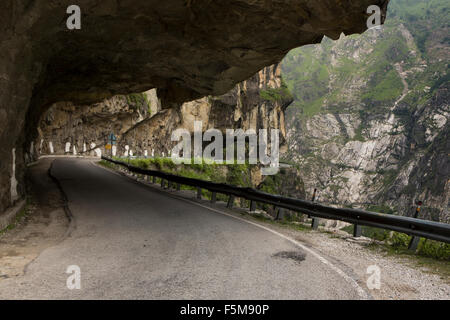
[282,0,448,119]
[125,93,151,114]
[259,79,294,106]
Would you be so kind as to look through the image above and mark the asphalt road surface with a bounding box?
[0,158,369,299]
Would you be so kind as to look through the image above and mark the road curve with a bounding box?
[0,158,368,299]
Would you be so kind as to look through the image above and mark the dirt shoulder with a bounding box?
[191,202,449,300]
[208,205,449,300]
[0,158,70,280]
[253,220,449,300]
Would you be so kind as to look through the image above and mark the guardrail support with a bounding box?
[161,179,165,188]
[353,224,362,237]
[197,187,202,200]
[152,176,156,184]
[168,180,172,189]
[310,188,320,229]
[408,236,420,252]
[250,200,256,212]
[227,195,234,208]
[176,183,181,191]
[311,218,319,230]
[211,192,217,204]
[276,208,286,221]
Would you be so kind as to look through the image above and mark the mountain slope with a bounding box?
[281,0,449,222]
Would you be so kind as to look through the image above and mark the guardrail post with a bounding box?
[161,179,165,188]
[250,200,256,212]
[276,208,286,221]
[227,195,234,208]
[408,201,423,251]
[310,189,320,229]
[168,180,172,189]
[408,236,420,252]
[197,187,202,200]
[152,176,156,184]
[176,183,181,191]
[353,225,362,237]
[311,217,320,229]
[211,192,217,204]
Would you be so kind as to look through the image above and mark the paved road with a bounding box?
[0,158,368,299]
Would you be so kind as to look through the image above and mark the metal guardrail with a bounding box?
[102,156,450,244]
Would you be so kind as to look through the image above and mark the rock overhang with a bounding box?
[2,0,389,109]
[0,0,390,213]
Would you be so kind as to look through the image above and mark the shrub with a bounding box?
[389,232,411,248]
[417,239,450,261]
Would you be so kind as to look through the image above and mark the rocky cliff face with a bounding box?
[282,0,449,222]
[120,64,290,160]
[0,0,387,214]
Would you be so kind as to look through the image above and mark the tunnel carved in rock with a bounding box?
[0,0,388,214]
